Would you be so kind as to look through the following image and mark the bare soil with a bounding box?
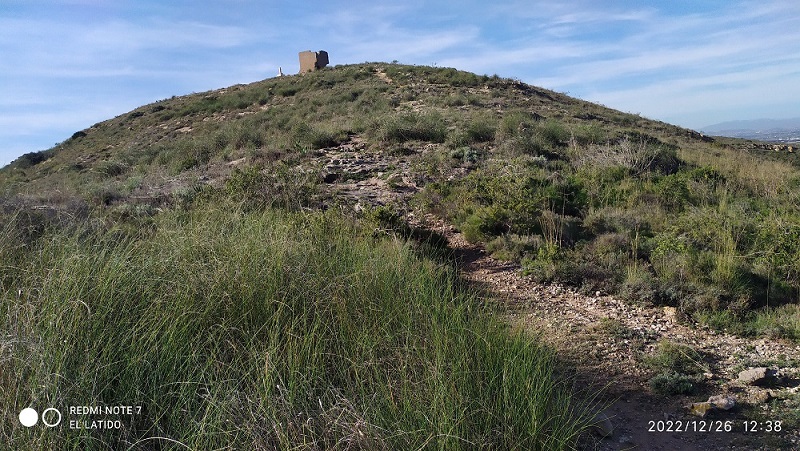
[422,217,800,451]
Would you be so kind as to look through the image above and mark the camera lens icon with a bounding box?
[19,407,61,427]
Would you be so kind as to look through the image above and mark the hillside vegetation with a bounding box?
[2,203,591,449]
[3,63,799,336]
[2,62,800,448]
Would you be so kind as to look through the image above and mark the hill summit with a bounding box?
[2,62,800,319]
[3,63,696,201]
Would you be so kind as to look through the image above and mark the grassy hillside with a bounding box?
[3,63,798,336]
[0,63,693,202]
[3,203,592,449]
[2,62,800,448]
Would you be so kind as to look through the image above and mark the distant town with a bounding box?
[702,118,800,144]
[714,128,800,144]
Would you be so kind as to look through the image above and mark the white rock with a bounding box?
[707,394,736,411]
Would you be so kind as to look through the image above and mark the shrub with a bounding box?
[95,160,128,178]
[449,118,497,147]
[276,85,299,97]
[310,129,345,149]
[572,122,607,145]
[644,340,707,396]
[496,115,560,157]
[496,111,537,142]
[232,124,266,149]
[449,146,483,164]
[537,119,570,148]
[643,340,706,375]
[583,206,653,237]
[372,112,447,143]
[88,185,122,206]
[174,141,213,173]
[619,264,660,305]
[573,137,680,175]
[224,162,321,211]
[695,304,800,340]
[461,206,509,243]
[12,150,54,169]
[521,243,563,282]
[443,94,466,106]
[654,174,692,211]
[486,233,542,261]
[650,371,699,396]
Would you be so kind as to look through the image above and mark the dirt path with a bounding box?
[311,134,800,449]
[421,216,800,451]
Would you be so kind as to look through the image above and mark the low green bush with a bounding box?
[461,205,509,243]
[12,149,55,169]
[486,233,542,261]
[644,341,707,396]
[643,340,707,374]
[650,371,700,396]
[371,112,447,144]
[94,160,128,178]
[695,304,800,340]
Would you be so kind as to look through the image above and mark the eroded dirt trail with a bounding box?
[420,216,800,451]
[309,133,799,449]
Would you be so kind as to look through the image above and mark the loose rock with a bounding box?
[748,390,772,405]
[687,402,713,417]
[591,412,614,438]
[738,367,777,386]
[707,394,736,411]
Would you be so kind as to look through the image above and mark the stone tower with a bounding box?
[299,50,329,73]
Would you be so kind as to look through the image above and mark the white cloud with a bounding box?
[0,17,251,79]
[296,4,481,64]
[583,63,800,129]
[80,20,251,52]
[461,0,800,128]
[2,0,800,163]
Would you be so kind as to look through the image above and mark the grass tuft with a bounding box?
[1,204,592,449]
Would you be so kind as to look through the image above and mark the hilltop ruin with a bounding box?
[299,50,329,74]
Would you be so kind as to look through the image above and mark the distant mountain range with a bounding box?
[701,117,800,143]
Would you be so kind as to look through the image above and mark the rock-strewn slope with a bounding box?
[416,216,800,450]
[303,129,800,449]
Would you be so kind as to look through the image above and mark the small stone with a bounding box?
[738,367,777,386]
[590,412,614,438]
[707,395,736,411]
[748,390,772,405]
[617,434,635,448]
[687,402,713,417]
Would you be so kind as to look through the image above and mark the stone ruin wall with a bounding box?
[299,50,329,74]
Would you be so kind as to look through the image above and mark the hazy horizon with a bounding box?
[701,116,800,131]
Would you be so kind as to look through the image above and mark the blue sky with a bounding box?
[2,0,799,166]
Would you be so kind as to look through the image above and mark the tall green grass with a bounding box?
[2,206,591,449]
